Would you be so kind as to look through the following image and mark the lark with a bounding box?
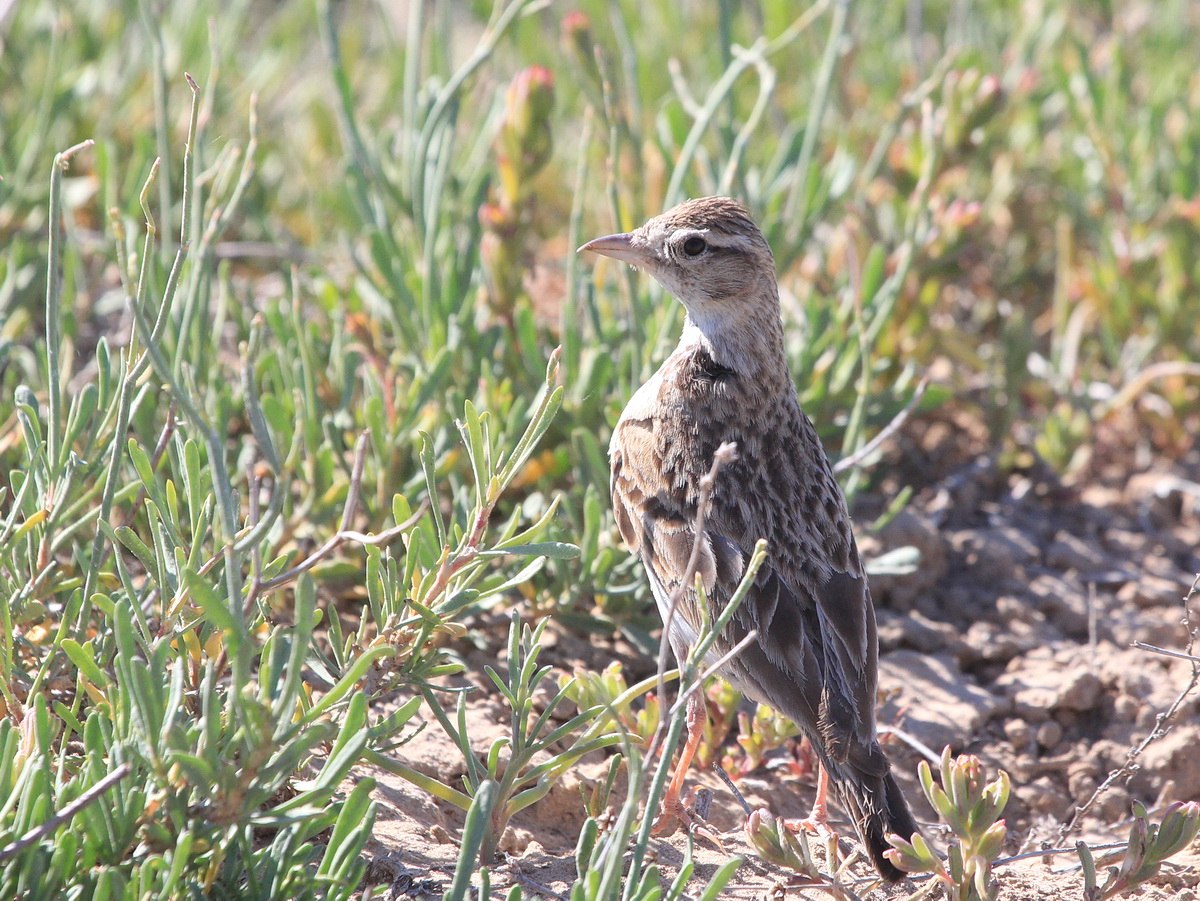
[580,197,918,881]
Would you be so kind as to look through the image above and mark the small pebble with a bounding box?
[1036,720,1063,751]
[1095,786,1132,821]
[1017,775,1071,815]
[498,825,531,855]
[1069,772,1097,799]
[1136,705,1160,730]
[1004,718,1032,750]
[1067,761,1099,798]
[1112,695,1138,723]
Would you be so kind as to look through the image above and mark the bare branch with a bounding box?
[833,377,929,474]
[0,764,132,863]
[256,500,429,592]
[1132,641,1200,664]
[1057,573,1200,840]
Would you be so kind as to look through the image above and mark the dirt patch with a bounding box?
[356,415,1200,899]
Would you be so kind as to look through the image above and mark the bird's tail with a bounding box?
[834,761,919,883]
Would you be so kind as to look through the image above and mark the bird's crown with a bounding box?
[653,196,761,241]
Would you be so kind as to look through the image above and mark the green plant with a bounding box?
[0,12,578,895]
[743,808,855,898]
[886,747,1010,901]
[415,613,622,863]
[4,0,1200,897]
[0,67,390,892]
[480,65,557,323]
[745,806,816,872]
[443,780,500,901]
[1077,801,1200,900]
[566,745,741,901]
[561,661,663,747]
[727,702,801,778]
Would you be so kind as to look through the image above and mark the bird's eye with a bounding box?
[681,236,707,257]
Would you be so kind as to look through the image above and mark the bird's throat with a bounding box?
[678,305,788,389]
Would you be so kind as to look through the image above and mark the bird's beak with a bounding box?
[577,232,645,267]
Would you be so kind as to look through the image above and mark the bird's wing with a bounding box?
[736,561,879,764]
[610,415,743,651]
[611,415,877,762]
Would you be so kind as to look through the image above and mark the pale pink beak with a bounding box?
[577,232,646,266]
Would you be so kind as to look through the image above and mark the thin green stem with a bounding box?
[783,0,848,239]
[43,140,93,475]
[137,0,173,267]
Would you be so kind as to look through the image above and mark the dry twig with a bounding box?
[0,764,132,863]
[1056,573,1200,840]
[833,377,929,475]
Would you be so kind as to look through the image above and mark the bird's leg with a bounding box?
[651,689,707,837]
[783,763,836,840]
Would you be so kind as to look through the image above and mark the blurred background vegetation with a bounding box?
[1,0,1199,896]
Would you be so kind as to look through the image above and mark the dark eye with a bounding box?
[682,236,707,257]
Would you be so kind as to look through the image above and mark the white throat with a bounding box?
[678,308,763,377]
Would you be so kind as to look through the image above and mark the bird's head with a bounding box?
[578,196,777,330]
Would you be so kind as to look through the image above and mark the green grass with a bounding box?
[2,0,1199,897]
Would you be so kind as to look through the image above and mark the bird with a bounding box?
[579,196,918,882]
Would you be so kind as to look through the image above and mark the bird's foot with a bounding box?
[782,801,840,849]
[651,788,725,850]
[649,792,688,837]
[782,763,836,842]
[781,808,836,843]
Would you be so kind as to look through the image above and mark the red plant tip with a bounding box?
[478,202,515,231]
[562,11,593,53]
[505,66,555,136]
[562,11,591,36]
[943,198,982,228]
[512,65,555,98]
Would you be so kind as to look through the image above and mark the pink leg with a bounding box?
[783,763,835,839]
[652,691,706,836]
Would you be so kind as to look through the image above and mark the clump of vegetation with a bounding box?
[562,661,663,747]
[417,613,621,863]
[727,702,802,778]
[1077,801,1200,900]
[886,747,1010,901]
[480,65,557,324]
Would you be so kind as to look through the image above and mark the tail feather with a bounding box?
[835,766,919,883]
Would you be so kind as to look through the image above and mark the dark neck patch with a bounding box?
[691,349,736,385]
